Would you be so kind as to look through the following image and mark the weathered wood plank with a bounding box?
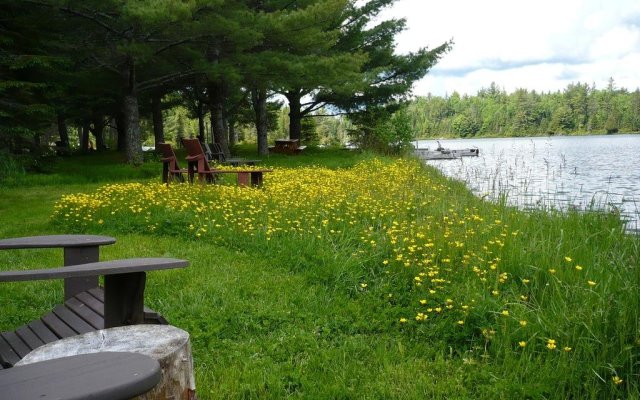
[88,287,105,301]
[14,326,44,351]
[26,320,58,344]
[75,290,105,316]
[0,235,115,250]
[0,332,30,359]
[52,305,95,334]
[65,297,104,329]
[0,258,188,282]
[0,336,20,367]
[40,313,75,339]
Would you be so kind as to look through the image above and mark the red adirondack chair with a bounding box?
[158,143,186,184]
[182,138,218,183]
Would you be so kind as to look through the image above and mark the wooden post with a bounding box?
[104,272,146,327]
[63,245,100,300]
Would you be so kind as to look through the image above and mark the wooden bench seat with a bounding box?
[0,352,161,400]
[208,169,273,187]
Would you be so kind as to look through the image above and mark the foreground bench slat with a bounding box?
[64,297,104,329]
[14,326,44,350]
[0,352,161,400]
[75,290,105,316]
[25,320,58,345]
[0,332,30,359]
[0,257,187,281]
[0,336,19,367]
[41,313,77,339]
[52,305,95,334]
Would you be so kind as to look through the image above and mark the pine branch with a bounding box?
[137,70,200,92]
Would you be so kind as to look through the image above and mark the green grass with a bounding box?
[0,149,638,399]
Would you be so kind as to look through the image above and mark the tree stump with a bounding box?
[18,325,196,399]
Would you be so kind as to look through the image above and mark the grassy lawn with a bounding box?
[1,148,638,399]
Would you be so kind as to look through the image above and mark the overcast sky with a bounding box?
[381,0,640,97]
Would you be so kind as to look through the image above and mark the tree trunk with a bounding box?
[57,114,69,147]
[92,116,106,151]
[123,58,143,165]
[286,91,302,140]
[116,110,126,152]
[81,119,90,153]
[228,117,237,147]
[151,94,164,147]
[208,82,230,158]
[251,87,269,155]
[124,94,143,165]
[197,102,205,143]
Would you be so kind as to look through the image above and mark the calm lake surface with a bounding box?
[415,134,640,232]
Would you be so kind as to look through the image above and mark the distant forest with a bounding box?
[406,80,640,138]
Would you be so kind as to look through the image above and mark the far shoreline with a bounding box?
[415,131,640,141]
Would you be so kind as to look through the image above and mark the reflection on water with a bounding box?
[416,134,640,232]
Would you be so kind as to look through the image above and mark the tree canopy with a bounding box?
[1,0,447,163]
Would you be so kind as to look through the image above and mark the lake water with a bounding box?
[415,134,640,232]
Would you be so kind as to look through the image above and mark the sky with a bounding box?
[380,0,640,97]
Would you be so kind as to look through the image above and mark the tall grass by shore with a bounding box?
[1,149,638,398]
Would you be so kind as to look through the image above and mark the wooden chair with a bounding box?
[158,143,187,184]
[182,138,272,187]
[203,142,223,163]
[207,142,261,167]
[0,235,188,369]
[182,138,218,183]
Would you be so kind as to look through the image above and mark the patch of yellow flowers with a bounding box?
[53,158,609,364]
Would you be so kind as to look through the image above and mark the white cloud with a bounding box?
[381,0,640,96]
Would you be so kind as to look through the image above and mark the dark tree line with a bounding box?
[407,80,640,137]
[0,0,449,164]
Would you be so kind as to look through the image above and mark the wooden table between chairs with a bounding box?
[269,139,307,155]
